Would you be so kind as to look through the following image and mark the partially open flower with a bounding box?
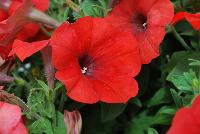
[64,110,82,134]
[107,0,174,64]
[0,101,28,134]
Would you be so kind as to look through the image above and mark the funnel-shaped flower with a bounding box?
[51,16,141,103]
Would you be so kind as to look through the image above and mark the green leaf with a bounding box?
[80,0,96,16]
[147,88,171,107]
[27,88,54,118]
[170,89,183,108]
[125,111,155,134]
[80,0,109,17]
[167,51,200,92]
[101,103,127,122]
[36,80,49,91]
[129,97,142,107]
[153,106,176,125]
[53,112,67,134]
[147,128,158,134]
[28,118,53,134]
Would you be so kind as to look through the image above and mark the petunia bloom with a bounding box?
[172,12,200,31]
[51,16,141,104]
[106,0,174,64]
[0,101,28,134]
[167,95,200,134]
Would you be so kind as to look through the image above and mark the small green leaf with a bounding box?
[147,88,171,107]
[28,118,53,134]
[147,128,158,134]
[101,103,127,122]
[36,80,49,91]
[125,111,155,134]
[170,89,183,108]
[129,97,142,107]
[153,106,176,125]
[27,88,54,118]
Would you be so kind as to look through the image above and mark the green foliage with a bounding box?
[79,0,110,17]
[28,118,53,134]
[101,103,127,122]
[147,88,171,107]
[148,128,159,134]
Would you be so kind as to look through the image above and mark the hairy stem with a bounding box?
[171,26,192,51]
[41,46,55,89]
[66,0,80,13]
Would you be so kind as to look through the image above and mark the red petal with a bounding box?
[137,0,157,14]
[171,12,186,25]
[191,95,200,125]
[11,123,28,134]
[172,12,200,30]
[92,76,138,103]
[9,39,49,61]
[16,23,40,41]
[0,44,12,59]
[51,22,79,70]
[72,16,93,52]
[185,13,200,30]
[56,69,99,104]
[148,0,174,26]
[167,108,199,134]
[0,9,8,21]
[0,102,23,134]
[91,31,141,76]
[32,0,49,11]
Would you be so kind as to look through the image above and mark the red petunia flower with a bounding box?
[0,101,28,134]
[167,95,200,134]
[172,12,200,30]
[51,16,141,104]
[106,0,174,64]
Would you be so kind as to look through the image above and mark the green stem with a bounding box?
[171,26,192,51]
[58,89,65,112]
[66,0,80,13]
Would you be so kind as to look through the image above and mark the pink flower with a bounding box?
[0,101,28,134]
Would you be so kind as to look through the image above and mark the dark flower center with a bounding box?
[132,13,147,33]
[78,54,92,75]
